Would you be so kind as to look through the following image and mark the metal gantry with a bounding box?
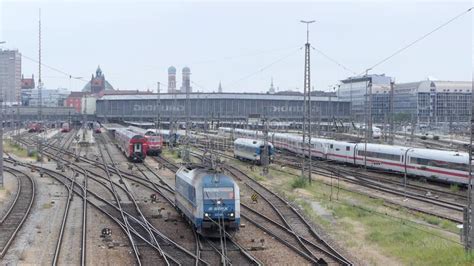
[464,77,474,251]
[156,82,161,136]
[301,20,315,184]
[0,98,4,188]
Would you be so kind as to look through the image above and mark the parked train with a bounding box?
[175,166,240,236]
[114,128,147,162]
[27,122,45,133]
[93,122,102,133]
[128,126,163,155]
[127,127,183,145]
[61,122,70,133]
[233,138,274,164]
[218,127,470,184]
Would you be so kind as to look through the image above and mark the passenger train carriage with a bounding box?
[128,126,164,155]
[114,128,147,162]
[218,127,469,184]
[233,138,274,164]
[61,122,70,133]
[28,122,45,133]
[138,129,183,145]
[93,122,102,133]
[175,166,240,236]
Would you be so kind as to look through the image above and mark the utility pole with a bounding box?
[170,89,178,150]
[364,68,372,169]
[183,81,190,163]
[389,80,395,145]
[0,98,4,188]
[262,116,270,176]
[464,76,474,251]
[37,9,43,166]
[301,20,315,184]
[156,82,161,136]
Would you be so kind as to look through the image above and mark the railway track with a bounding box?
[190,142,464,224]
[160,152,351,265]
[0,167,36,258]
[96,135,166,265]
[6,138,201,265]
[15,129,343,264]
[223,164,351,265]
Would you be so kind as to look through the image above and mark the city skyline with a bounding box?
[0,1,472,93]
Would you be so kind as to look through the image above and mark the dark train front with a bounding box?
[175,166,240,237]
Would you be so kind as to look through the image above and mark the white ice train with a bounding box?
[218,127,469,184]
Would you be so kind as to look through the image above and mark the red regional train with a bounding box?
[128,126,163,155]
[61,122,70,133]
[28,122,45,133]
[114,128,147,162]
[93,122,102,133]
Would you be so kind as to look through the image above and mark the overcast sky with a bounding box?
[0,0,472,93]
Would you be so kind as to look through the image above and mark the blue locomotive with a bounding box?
[234,138,275,164]
[175,166,240,236]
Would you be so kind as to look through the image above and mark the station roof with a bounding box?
[102,123,125,131]
[97,92,349,102]
[124,121,155,127]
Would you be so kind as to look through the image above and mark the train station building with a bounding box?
[95,92,351,123]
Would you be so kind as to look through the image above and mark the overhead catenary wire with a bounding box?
[21,54,88,83]
[311,46,357,75]
[227,46,303,90]
[358,6,473,76]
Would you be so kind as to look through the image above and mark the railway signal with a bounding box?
[101,228,112,237]
[251,193,258,203]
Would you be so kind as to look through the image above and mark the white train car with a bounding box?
[354,143,408,173]
[406,148,469,184]
[321,139,357,164]
[218,127,470,184]
[233,138,274,164]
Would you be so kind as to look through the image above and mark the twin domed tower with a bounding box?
[167,66,192,93]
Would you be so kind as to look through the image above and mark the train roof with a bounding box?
[103,123,125,131]
[128,126,147,135]
[234,138,273,147]
[176,166,235,186]
[124,121,155,127]
[115,128,144,139]
[361,143,409,153]
[408,148,468,163]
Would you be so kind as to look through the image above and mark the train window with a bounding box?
[203,187,234,200]
[357,150,399,161]
[346,146,350,151]
[410,157,468,172]
[330,144,333,149]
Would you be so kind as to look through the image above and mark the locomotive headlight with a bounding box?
[229,212,234,217]
[204,213,209,217]
[217,200,222,205]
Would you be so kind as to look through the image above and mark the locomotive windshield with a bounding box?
[203,187,234,200]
